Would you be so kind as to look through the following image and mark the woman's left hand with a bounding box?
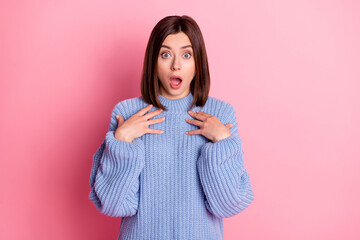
[185,110,233,143]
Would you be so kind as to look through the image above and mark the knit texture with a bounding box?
[89,92,254,240]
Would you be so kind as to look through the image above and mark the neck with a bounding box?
[157,91,194,112]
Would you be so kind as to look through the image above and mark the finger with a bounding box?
[188,110,207,121]
[186,129,202,135]
[144,108,164,120]
[137,104,154,116]
[147,128,164,134]
[225,123,233,128]
[185,118,203,127]
[146,116,165,125]
[116,115,124,123]
[195,110,212,118]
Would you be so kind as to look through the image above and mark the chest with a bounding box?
[140,112,208,166]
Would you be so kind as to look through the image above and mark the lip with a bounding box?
[170,75,183,81]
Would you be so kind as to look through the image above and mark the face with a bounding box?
[157,31,196,100]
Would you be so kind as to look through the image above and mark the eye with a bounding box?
[160,52,170,58]
[183,52,192,58]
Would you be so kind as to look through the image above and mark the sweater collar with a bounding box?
[157,91,194,112]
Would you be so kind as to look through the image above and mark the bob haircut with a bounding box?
[140,15,211,111]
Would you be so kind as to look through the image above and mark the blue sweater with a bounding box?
[89,92,254,240]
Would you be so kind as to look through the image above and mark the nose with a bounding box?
[171,56,181,71]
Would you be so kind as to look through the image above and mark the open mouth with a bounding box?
[170,75,182,89]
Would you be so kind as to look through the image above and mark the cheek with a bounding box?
[157,59,169,69]
[185,60,196,75]
[157,62,165,75]
[156,63,168,82]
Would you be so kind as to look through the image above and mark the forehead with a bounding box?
[161,32,192,49]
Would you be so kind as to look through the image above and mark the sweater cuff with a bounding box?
[105,131,145,162]
[200,134,243,166]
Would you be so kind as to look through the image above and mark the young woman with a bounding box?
[89,15,254,240]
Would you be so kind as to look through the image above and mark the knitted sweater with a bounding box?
[89,92,254,240]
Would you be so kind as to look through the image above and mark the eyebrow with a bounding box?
[161,45,193,50]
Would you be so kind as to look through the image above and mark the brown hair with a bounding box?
[140,15,211,111]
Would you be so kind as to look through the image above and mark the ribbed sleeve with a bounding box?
[89,102,145,217]
[196,103,254,218]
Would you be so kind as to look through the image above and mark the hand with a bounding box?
[185,110,233,143]
[114,104,165,142]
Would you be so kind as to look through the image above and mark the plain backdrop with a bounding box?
[1,0,359,239]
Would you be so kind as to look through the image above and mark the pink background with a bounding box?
[1,0,359,239]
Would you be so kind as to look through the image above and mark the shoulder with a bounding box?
[202,95,235,117]
[206,95,234,108]
[112,96,148,120]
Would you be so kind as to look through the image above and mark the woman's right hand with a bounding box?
[114,104,165,142]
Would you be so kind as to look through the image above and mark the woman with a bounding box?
[89,15,254,240]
